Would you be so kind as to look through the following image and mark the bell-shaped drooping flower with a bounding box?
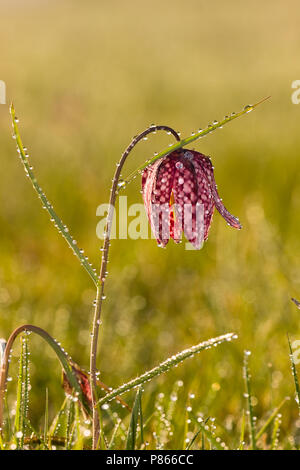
[142,149,241,249]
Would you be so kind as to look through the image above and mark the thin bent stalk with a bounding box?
[90,125,180,448]
[0,324,89,436]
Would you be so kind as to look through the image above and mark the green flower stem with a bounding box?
[90,125,180,448]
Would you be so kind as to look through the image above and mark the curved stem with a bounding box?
[0,324,88,436]
[90,125,180,448]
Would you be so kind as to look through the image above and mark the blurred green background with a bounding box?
[1,0,300,445]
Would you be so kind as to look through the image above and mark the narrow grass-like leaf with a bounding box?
[10,104,98,286]
[66,399,75,450]
[23,335,30,434]
[108,420,121,450]
[3,397,11,444]
[287,334,300,415]
[271,416,281,450]
[166,383,179,422]
[138,388,144,446]
[106,407,127,446]
[197,420,224,451]
[239,410,246,450]
[255,397,289,440]
[96,408,106,450]
[49,397,68,439]
[126,387,142,450]
[43,388,49,448]
[0,430,4,450]
[96,333,237,408]
[153,392,166,449]
[182,408,189,450]
[165,381,182,442]
[0,324,90,434]
[243,350,256,450]
[72,403,84,450]
[138,411,155,441]
[13,336,24,448]
[186,427,202,450]
[14,334,29,449]
[123,97,270,186]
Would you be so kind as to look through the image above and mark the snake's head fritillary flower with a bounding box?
[142,149,241,249]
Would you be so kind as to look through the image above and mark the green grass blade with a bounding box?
[96,333,237,408]
[186,427,202,450]
[123,97,270,186]
[23,334,30,445]
[287,334,300,415]
[197,420,224,451]
[271,416,281,450]
[243,350,256,450]
[238,410,246,450]
[255,397,289,440]
[138,388,144,446]
[72,403,84,450]
[182,408,189,450]
[108,420,121,450]
[14,334,29,449]
[3,396,12,444]
[43,388,49,448]
[13,335,24,447]
[126,387,142,450]
[49,397,68,439]
[10,104,98,286]
[1,325,91,423]
[32,328,90,415]
[152,392,166,449]
[66,399,75,450]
